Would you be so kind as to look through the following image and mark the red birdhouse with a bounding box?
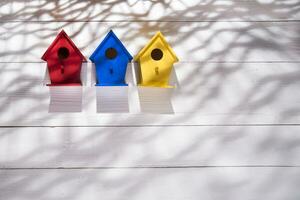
[42,30,86,86]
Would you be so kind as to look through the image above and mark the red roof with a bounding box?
[41,30,86,62]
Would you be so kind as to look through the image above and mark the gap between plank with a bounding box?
[1,61,300,64]
[2,124,300,128]
[1,166,300,170]
[1,20,300,23]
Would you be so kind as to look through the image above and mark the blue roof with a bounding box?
[90,30,133,62]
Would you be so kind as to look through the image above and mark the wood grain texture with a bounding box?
[1,21,300,62]
[0,126,300,168]
[0,62,300,126]
[1,168,300,200]
[0,0,299,22]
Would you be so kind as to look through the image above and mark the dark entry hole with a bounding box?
[106,48,117,59]
[151,48,163,61]
[57,47,69,60]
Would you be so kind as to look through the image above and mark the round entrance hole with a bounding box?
[105,48,117,59]
[57,47,70,60]
[151,48,163,61]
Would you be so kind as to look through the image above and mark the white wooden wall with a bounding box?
[1,0,300,199]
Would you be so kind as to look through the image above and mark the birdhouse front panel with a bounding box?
[42,30,86,86]
[139,38,175,88]
[90,31,133,86]
[94,43,129,86]
[46,41,83,85]
[134,32,179,88]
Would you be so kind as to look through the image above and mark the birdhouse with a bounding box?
[134,31,179,88]
[41,30,86,86]
[90,30,133,86]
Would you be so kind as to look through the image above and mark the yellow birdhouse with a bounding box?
[134,32,179,88]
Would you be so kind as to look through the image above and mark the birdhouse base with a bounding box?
[95,83,128,86]
[138,84,174,88]
[47,83,82,86]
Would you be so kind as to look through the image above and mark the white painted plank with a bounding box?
[0,167,300,200]
[0,62,300,126]
[1,0,299,22]
[1,22,300,62]
[1,126,300,167]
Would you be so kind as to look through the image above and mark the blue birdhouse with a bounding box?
[90,30,133,86]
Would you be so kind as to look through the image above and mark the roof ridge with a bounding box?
[134,31,179,62]
[41,30,86,62]
[89,30,132,62]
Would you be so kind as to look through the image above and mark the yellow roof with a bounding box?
[134,31,179,62]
